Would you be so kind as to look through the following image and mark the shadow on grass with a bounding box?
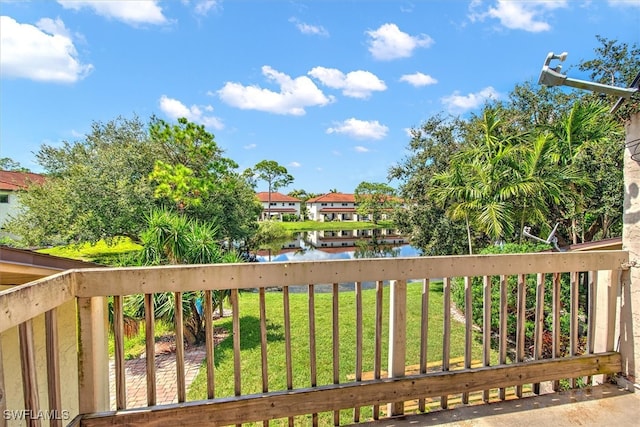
[212,315,284,367]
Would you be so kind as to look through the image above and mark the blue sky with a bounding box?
[1,1,638,194]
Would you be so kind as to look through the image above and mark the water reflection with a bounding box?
[256,229,421,263]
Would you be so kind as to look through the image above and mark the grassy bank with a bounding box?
[187,281,494,424]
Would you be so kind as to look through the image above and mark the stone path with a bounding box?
[109,346,207,410]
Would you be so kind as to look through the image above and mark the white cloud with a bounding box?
[289,17,329,36]
[441,87,500,113]
[58,0,167,25]
[308,67,386,99]
[218,66,334,115]
[469,0,567,32]
[289,161,302,168]
[159,95,224,130]
[244,143,257,150]
[400,72,438,87]
[354,146,370,153]
[0,16,93,83]
[192,0,221,15]
[366,23,434,61]
[326,118,389,140]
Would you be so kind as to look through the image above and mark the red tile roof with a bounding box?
[0,170,46,191]
[307,193,355,203]
[256,192,301,203]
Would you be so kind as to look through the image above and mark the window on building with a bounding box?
[270,202,277,206]
[288,202,295,206]
[321,203,327,206]
[0,194,8,203]
[342,203,348,206]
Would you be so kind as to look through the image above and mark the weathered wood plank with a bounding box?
[79,353,622,427]
[282,286,294,427]
[204,290,215,400]
[45,309,63,427]
[354,281,363,423]
[144,294,156,407]
[0,337,6,427]
[516,274,526,398]
[77,296,110,414]
[73,251,629,297]
[533,273,544,394]
[373,280,383,420]
[552,273,561,392]
[570,271,579,389]
[113,295,126,410]
[231,289,241,398]
[0,272,75,332]
[482,275,491,403]
[19,320,41,427]
[174,292,185,403]
[308,284,317,427]
[441,277,451,409]
[499,274,507,401]
[418,278,429,412]
[332,283,340,426]
[387,280,406,416]
[462,276,472,404]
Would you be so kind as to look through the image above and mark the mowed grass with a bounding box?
[38,237,142,263]
[187,281,495,425]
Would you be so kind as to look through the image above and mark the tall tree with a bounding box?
[388,114,471,255]
[251,160,294,220]
[148,117,261,244]
[7,116,158,245]
[354,181,397,224]
[0,157,30,172]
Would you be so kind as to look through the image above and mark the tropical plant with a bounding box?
[124,209,241,344]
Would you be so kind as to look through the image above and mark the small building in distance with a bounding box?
[0,170,46,229]
[256,191,302,221]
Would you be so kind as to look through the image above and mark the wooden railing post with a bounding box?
[387,279,406,416]
[593,269,620,385]
[77,296,110,414]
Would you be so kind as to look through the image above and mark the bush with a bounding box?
[451,243,585,359]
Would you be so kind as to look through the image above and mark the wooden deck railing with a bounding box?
[0,250,629,426]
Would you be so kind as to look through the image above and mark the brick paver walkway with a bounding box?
[109,346,207,410]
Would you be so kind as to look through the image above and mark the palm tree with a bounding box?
[542,101,621,243]
[124,209,239,344]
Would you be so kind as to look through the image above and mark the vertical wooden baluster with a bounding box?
[373,280,383,420]
[231,288,241,427]
[515,274,525,398]
[113,296,126,410]
[441,277,451,409]
[354,281,363,423]
[586,271,597,386]
[283,286,294,427]
[462,276,472,404]
[174,292,185,403]
[204,290,215,399]
[570,271,579,389]
[499,275,507,401]
[144,293,156,406]
[308,284,318,427]
[418,278,430,412]
[533,273,545,395]
[482,276,491,403]
[259,288,269,427]
[387,279,406,417]
[44,308,62,427]
[0,339,6,425]
[552,273,561,392]
[19,320,41,427]
[332,283,340,426]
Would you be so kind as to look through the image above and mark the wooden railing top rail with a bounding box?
[0,271,75,333]
[73,251,629,297]
[0,250,629,332]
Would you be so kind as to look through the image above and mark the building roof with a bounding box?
[0,170,46,191]
[307,193,355,203]
[256,192,301,203]
[0,246,102,286]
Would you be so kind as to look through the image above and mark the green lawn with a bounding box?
[187,281,495,425]
[38,237,142,263]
